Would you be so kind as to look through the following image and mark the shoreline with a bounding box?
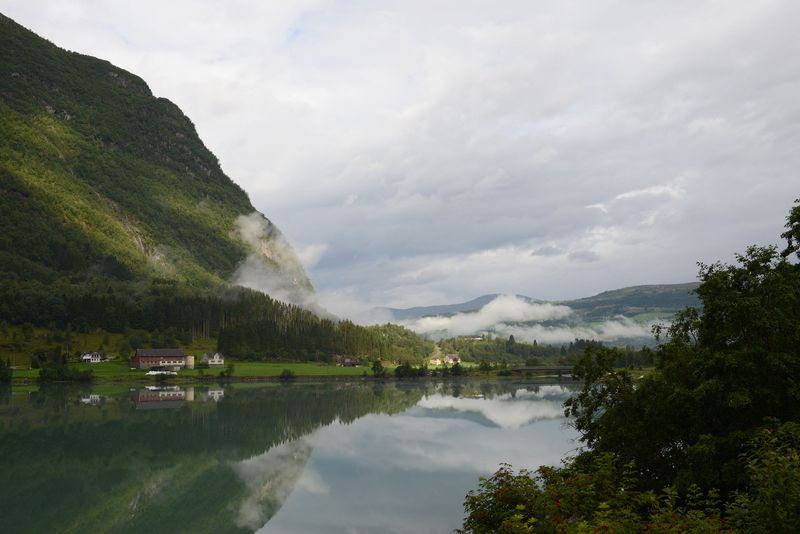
[9,373,578,386]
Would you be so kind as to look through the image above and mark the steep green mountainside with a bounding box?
[0,13,310,291]
[0,14,434,364]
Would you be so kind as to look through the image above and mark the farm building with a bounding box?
[131,349,194,371]
[80,352,103,363]
[443,354,461,365]
[334,355,361,367]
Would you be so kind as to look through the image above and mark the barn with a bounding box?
[131,349,194,371]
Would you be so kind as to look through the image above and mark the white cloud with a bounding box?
[230,212,317,308]
[500,317,655,345]
[396,294,657,344]
[5,1,800,309]
[401,295,572,337]
[305,385,578,475]
[296,243,328,269]
[417,393,565,429]
[262,383,579,533]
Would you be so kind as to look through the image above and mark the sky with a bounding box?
[3,0,799,310]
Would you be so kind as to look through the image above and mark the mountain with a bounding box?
[383,283,699,322]
[0,13,310,294]
[380,283,701,346]
[0,14,442,365]
[377,294,539,320]
[560,282,700,323]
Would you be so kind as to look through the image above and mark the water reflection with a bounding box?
[0,381,578,533]
[415,386,567,429]
[127,385,224,409]
[232,435,315,530]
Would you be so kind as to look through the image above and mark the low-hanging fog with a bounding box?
[398,294,656,345]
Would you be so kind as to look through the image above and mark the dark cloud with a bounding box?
[531,246,562,257]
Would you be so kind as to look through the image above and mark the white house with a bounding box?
[81,352,103,363]
[80,394,103,405]
[202,352,225,368]
[443,354,461,365]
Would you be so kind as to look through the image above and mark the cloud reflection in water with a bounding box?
[259,384,579,534]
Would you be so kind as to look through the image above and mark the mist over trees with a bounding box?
[440,335,654,367]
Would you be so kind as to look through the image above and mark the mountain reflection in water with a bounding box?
[0,381,578,533]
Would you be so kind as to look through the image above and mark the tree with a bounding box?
[0,358,11,384]
[462,200,800,530]
[21,322,33,342]
[371,359,386,378]
[219,362,235,378]
[394,362,413,378]
[780,197,800,258]
[279,368,296,381]
[37,346,92,382]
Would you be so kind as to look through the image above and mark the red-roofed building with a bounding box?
[131,349,194,371]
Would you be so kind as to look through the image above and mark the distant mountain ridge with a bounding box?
[380,283,700,322]
[0,13,310,294]
[562,282,700,322]
[378,294,536,320]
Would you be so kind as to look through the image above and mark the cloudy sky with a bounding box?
[4,1,799,309]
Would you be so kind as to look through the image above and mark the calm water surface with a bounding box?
[0,381,578,533]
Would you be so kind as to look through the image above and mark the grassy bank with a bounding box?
[10,360,378,383]
[0,325,216,368]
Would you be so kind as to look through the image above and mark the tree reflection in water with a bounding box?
[0,381,576,533]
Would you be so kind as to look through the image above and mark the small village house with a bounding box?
[443,354,461,365]
[80,351,103,363]
[202,352,225,368]
[334,355,361,367]
[204,388,225,402]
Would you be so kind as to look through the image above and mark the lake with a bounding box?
[0,380,579,533]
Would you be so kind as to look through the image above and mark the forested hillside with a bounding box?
[0,14,431,363]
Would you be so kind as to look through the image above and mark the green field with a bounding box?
[224,362,370,377]
[11,359,376,382]
[0,326,217,368]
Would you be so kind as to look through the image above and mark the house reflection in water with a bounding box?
[129,386,224,409]
[204,388,225,402]
[129,386,191,410]
[80,394,104,405]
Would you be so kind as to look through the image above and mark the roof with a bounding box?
[134,348,186,357]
